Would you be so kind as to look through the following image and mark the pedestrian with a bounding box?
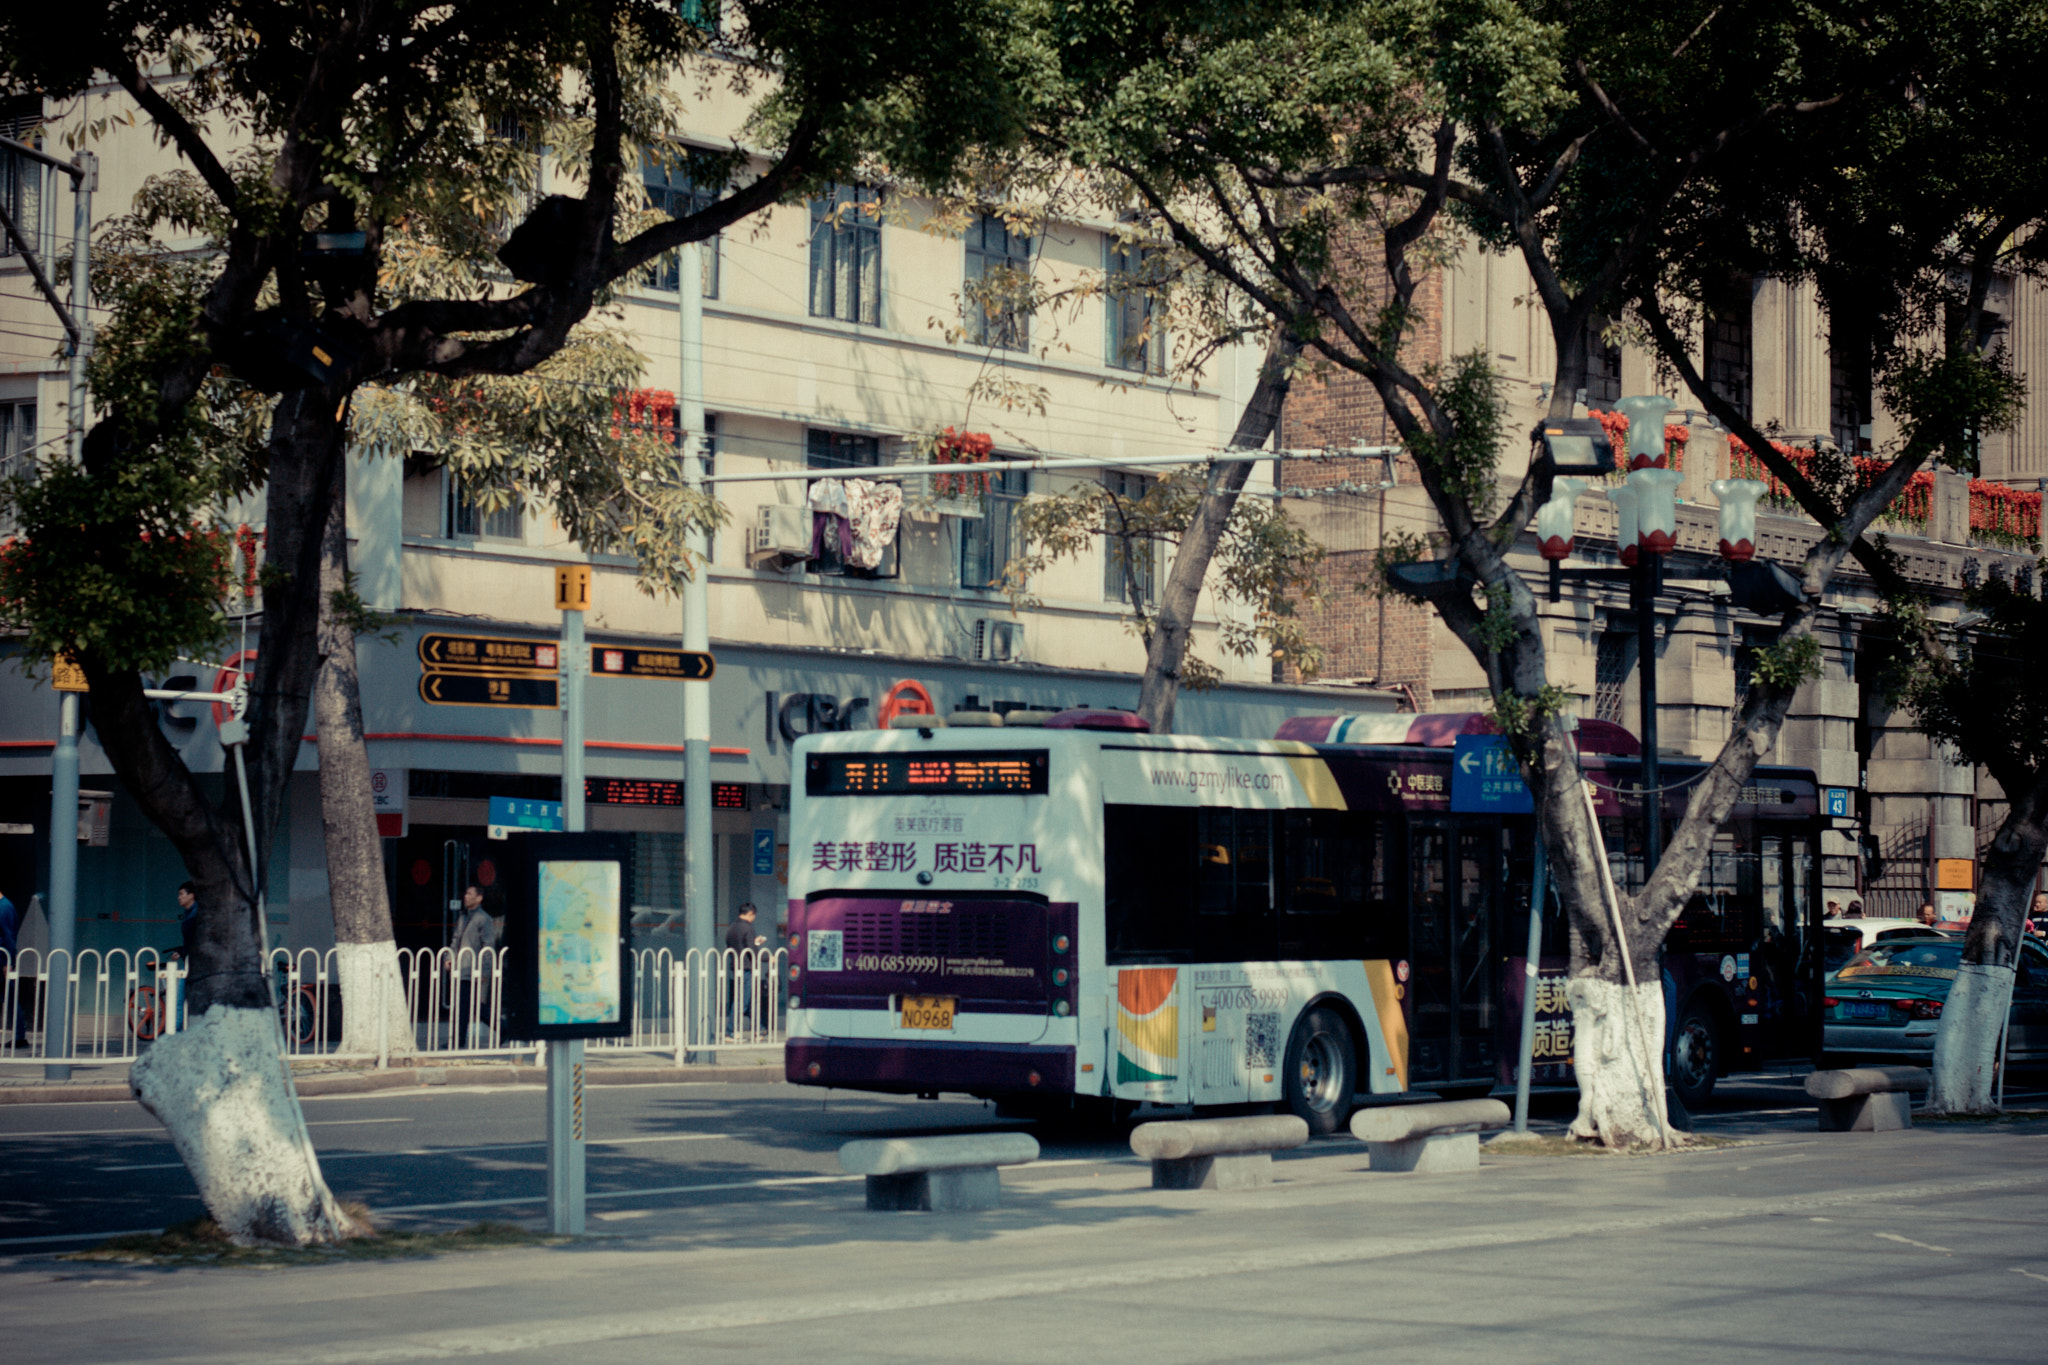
[172,881,199,960]
[2030,892,2047,938]
[1917,901,1939,928]
[1845,900,1863,919]
[1826,899,1842,920]
[451,884,503,1049]
[725,902,765,1039]
[0,886,24,1046]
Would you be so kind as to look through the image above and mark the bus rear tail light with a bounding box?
[807,1062,822,1078]
[1054,1000,1070,1016]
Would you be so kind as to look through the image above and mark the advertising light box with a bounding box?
[502,832,634,1042]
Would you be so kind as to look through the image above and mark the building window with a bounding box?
[960,467,1025,590]
[446,473,523,542]
[1582,316,1622,409]
[1703,280,1754,421]
[1734,626,1778,704]
[1102,470,1158,607]
[1106,238,1167,374]
[642,160,721,297]
[809,184,880,326]
[1594,630,1632,725]
[964,212,1031,351]
[1829,348,1869,456]
[0,399,35,535]
[1,97,44,263]
[805,428,896,579]
[483,111,540,242]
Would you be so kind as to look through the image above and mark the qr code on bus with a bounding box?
[1245,1012,1280,1069]
[807,930,843,973]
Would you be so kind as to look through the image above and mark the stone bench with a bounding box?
[837,1132,1041,1211]
[1804,1065,1931,1132]
[1350,1099,1511,1173]
[1128,1115,1310,1190]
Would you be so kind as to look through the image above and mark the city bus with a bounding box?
[783,709,1822,1131]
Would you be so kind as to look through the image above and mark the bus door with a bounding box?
[1406,820,1500,1086]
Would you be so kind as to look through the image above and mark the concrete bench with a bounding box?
[1350,1099,1510,1173]
[1804,1065,1931,1132]
[1128,1115,1310,1190]
[837,1132,1040,1211]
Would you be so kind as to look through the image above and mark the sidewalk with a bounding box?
[0,1050,783,1104]
[4,1109,2046,1364]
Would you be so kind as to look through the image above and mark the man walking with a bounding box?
[725,902,766,1040]
[451,884,503,1049]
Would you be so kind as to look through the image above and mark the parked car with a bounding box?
[1823,937,2048,1064]
[1822,917,1953,972]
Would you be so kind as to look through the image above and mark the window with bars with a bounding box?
[0,399,36,535]
[964,213,1031,351]
[641,160,721,297]
[1102,470,1158,606]
[1,97,45,263]
[805,428,897,579]
[446,474,524,542]
[1582,316,1622,409]
[1106,238,1167,374]
[809,183,880,325]
[960,467,1025,590]
[1703,282,1754,420]
[1830,349,1869,455]
[1594,630,1632,725]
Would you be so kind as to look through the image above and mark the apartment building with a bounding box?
[0,84,1393,960]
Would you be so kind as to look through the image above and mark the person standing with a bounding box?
[725,902,765,1039]
[451,885,503,1049]
[0,887,23,1046]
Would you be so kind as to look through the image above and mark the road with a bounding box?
[5,1070,2048,1364]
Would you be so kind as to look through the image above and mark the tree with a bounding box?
[0,0,1031,1243]
[1611,0,2048,1113]
[985,0,1879,1145]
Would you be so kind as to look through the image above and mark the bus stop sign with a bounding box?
[1450,735,1532,813]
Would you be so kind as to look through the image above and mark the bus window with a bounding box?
[1104,804,1197,962]
[1280,810,1397,960]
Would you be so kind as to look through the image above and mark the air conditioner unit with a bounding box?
[978,619,1023,663]
[749,503,811,562]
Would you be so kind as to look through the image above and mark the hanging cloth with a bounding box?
[842,478,904,570]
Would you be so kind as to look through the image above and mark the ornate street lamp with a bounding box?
[1709,478,1769,561]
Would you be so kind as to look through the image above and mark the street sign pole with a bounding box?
[679,242,716,1047]
[44,689,79,1079]
[550,565,590,1235]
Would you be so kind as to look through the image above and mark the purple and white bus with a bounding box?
[783,709,1822,1130]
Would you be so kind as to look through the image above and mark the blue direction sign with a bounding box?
[753,828,776,875]
[1825,787,1851,818]
[488,795,564,840]
[1450,734,1533,813]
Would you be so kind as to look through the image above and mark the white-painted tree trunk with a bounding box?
[130,1004,363,1245]
[1566,976,1674,1149]
[334,938,413,1060]
[1927,962,2015,1114]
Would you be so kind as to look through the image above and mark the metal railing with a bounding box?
[0,945,788,1068]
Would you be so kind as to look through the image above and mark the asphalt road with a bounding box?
[7,1068,2048,1364]
[10,1062,2044,1248]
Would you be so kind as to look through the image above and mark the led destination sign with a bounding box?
[807,750,1048,797]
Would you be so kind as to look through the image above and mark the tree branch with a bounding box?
[112,58,242,213]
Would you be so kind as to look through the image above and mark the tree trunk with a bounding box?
[1134,328,1301,735]
[1926,778,2048,1112]
[92,388,359,1243]
[1565,977,1669,1147]
[315,454,413,1059]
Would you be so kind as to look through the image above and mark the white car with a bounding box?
[1823,916,1951,972]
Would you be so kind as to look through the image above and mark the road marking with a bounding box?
[0,1226,179,1248]
[1875,1232,1952,1254]
[2012,1267,2048,1284]
[12,1117,411,1145]
[94,1130,727,1172]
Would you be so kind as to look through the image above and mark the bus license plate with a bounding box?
[902,996,956,1030]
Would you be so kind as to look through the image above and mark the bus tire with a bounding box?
[1670,1001,1721,1108]
[1284,1007,1356,1136]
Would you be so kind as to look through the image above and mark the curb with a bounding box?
[0,1063,785,1105]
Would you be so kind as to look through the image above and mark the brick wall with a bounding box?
[1276,258,1444,705]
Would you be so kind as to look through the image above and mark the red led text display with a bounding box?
[806,751,1048,797]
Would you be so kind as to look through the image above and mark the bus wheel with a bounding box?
[1284,1008,1356,1136]
[1670,1004,1720,1108]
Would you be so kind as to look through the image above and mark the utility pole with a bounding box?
[550,563,590,1234]
[0,138,96,1079]
[678,243,715,1027]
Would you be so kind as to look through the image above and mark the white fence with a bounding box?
[0,945,787,1067]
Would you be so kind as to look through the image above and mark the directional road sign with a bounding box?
[419,633,560,674]
[419,672,558,709]
[592,646,715,681]
[1450,734,1533,813]
[488,795,564,839]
